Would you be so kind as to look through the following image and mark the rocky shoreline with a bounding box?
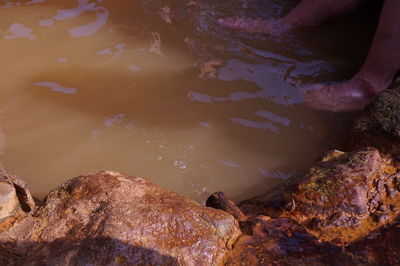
[1,77,400,265]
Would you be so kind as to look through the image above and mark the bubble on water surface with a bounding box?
[104,114,126,128]
[218,159,239,168]
[57,57,68,62]
[174,160,187,169]
[198,122,212,129]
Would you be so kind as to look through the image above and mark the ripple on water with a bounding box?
[0,0,371,202]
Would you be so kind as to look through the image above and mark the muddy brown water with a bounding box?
[0,0,379,202]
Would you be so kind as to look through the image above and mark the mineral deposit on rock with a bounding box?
[239,147,400,243]
[0,171,241,265]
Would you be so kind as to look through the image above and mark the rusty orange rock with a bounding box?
[0,171,240,265]
[352,76,400,154]
[239,147,400,243]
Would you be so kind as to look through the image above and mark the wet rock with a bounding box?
[222,81,400,262]
[225,217,345,265]
[386,186,398,198]
[239,147,400,243]
[352,76,400,153]
[345,221,400,265]
[206,191,248,222]
[0,169,35,232]
[372,213,390,223]
[0,171,240,265]
[0,169,35,212]
[0,182,18,220]
[377,203,388,212]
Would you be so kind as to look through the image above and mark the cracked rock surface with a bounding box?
[0,171,240,265]
[239,147,400,243]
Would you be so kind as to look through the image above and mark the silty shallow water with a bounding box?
[0,0,379,202]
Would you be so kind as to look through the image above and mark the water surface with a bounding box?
[0,0,378,202]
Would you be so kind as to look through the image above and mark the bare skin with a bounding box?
[218,0,362,33]
[306,0,400,111]
[220,0,400,111]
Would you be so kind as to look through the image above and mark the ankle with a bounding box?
[280,14,318,27]
[351,76,390,96]
[281,0,361,27]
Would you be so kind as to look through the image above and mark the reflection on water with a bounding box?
[4,22,36,40]
[38,0,109,38]
[229,110,291,134]
[35,81,78,94]
[0,0,375,202]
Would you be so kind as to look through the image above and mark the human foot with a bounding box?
[303,79,383,112]
[218,0,362,34]
[217,17,292,35]
[304,0,400,112]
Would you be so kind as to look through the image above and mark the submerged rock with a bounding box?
[0,171,240,265]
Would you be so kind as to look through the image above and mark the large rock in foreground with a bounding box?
[214,147,400,265]
[239,147,400,243]
[0,171,240,265]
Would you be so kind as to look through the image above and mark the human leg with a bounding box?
[281,0,362,26]
[305,0,400,111]
[218,0,362,33]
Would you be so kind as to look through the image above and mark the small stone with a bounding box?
[378,204,388,212]
[390,204,398,212]
[386,186,398,198]
[0,168,35,212]
[206,191,247,222]
[373,213,390,223]
[348,217,361,228]
[377,180,385,193]
[0,182,19,220]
